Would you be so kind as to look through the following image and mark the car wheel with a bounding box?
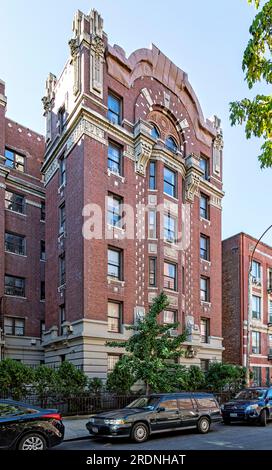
[18,433,47,450]
[131,422,149,443]
[259,410,267,427]
[223,418,231,425]
[197,417,210,434]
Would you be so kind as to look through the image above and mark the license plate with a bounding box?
[92,426,99,433]
[230,413,238,417]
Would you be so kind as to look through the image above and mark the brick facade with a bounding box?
[41,8,224,378]
[222,233,272,386]
[0,80,45,364]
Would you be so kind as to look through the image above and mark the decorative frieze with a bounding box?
[164,245,178,260]
[148,243,157,254]
[123,145,135,160]
[210,194,222,209]
[44,158,59,185]
[66,118,107,153]
[167,295,179,307]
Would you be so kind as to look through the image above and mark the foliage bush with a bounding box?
[0,358,34,400]
[88,377,104,394]
[204,362,247,393]
[55,361,88,395]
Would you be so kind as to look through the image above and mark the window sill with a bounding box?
[5,209,26,217]
[200,217,211,224]
[58,284,66,293]
[40,219,46,223]
[107,168,125,182]
[58,182,66,194]
[107,277,125,286]
[201,301,211,307]
[5,250,27,258]
[164,288,179,294]
[107,224,125,233]
[164,239,179,248]
[40,300,45,303]
[163,193,178,202]
[40,259,46,262]
[200,258,211,265]
[4,295,27,300]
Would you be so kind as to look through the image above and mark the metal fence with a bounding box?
[0,390,234,416]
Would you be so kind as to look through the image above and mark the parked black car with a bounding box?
[221,387,272,425]
[86,392,222,442]
[0,399,65,450]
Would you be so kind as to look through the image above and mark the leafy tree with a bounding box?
[205,362,247,393]
[183,365,206,391]
[229,0,272,167]
[0,359,34,400]
[106,355,137,394]
[88,377,104,394]
[106,292,188,394]
[55,361,88,395]
[33,365,57,399]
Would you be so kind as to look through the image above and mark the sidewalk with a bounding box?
[63,416,91,441]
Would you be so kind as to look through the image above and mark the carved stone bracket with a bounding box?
[135,140,153,175]
[185,173,201,202]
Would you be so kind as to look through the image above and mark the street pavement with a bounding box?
[59,418,272,450]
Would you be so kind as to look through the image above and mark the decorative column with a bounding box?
[184,153,202,345]
[212,115,223,177]
[89,10,104,97]
[42,73,56,143]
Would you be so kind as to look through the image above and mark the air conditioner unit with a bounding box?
[67,324,73,334]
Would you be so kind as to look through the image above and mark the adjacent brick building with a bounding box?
[222,233,272,386]
[0,79,45,364]
[41,8,224,378]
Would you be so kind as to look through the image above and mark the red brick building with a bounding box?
[41,8,224,378]
[222,233,272,386]
[0,80,45,364]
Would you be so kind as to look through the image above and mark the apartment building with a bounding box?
[41,7,224,378]
[0,80,45,364]
[223,233,272,386]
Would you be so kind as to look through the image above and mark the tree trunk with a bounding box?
[146,383,150,395]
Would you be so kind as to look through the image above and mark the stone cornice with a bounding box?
[199,178,224,199]
[5,175,45,198]
[151,147,186,177]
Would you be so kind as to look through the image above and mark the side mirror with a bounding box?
[156,406,165,413]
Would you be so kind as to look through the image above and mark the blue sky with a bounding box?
[1,0,271,242]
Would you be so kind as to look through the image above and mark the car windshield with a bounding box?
[126,397,159,410]
[234,389,266,401]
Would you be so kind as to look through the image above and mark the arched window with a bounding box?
[151,125,160,140]
[165,136,178,153]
